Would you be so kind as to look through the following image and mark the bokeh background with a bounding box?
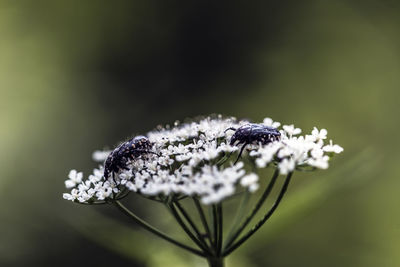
[1,1,399,266]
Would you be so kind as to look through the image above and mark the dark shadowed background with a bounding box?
[1,1,400,266]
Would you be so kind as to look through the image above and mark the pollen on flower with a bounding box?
[63,116,343,205]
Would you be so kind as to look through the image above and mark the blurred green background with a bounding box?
[1,1,399,266]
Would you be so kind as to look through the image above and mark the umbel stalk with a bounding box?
[207,257,224,267]
[112,171,293,267]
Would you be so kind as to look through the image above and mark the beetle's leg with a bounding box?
[234,142,248,164]
[224,127,237,133]
[112,172,118,185]
[103,169,109,180]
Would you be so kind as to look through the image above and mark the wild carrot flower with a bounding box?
[63,115,342,267]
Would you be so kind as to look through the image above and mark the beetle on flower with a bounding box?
[63,115,343,267]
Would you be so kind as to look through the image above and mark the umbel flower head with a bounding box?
[63,115,343,265]
[63,116,342,204]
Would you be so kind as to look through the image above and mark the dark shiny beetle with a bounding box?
[104,136,155,179]
[225,123,281,163]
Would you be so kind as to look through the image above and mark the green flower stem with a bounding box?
[167,202,212,255]
[208,206,216,247]
[224,191,250,245]
[212,204,219,252]
[223,172,293,256]
[216,152,232,166]
[173,200,211,253]
[113,200,205,257]
[193,198,213,248]
[223,169,280,250]
[216,203,223,255]
[207,256,224,267]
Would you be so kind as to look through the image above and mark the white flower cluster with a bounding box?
[63,116,343,205]
[249,126,343,175]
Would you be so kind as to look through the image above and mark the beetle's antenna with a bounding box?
[224,127,237,133]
